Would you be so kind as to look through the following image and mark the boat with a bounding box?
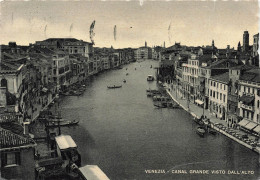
[123,79,126,83]
[107,85,122,89]
[126,73,129,76]
[196,126,206,137]
[46,120,79,128]
[209,128,217,135]
[154,102,167,108]
[150,65,152,68]
[147,75,154,81]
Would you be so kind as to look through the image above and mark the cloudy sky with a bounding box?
[0,1,259,49]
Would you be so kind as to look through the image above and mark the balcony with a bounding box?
[241,103,255,111]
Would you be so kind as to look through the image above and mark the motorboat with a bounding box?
[196,126,206,137]
[123,79,126,83]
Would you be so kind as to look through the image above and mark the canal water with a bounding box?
[58,60,259,180]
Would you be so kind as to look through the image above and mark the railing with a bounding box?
[240,80,260,87]
[241,103,254,111]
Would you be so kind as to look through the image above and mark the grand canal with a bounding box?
[57,60,259,180]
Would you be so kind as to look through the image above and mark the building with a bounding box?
[0,127,36,180]
[238,68,260,127]
[134,42,152,61]
[35,38,93,60]
[201,58,244,110]
[208,72,229,121]
[252,33,259,67]
[227,65,254,127]
[243,31,249,52]
[0,59,27,114]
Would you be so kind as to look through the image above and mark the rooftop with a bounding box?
[240,68,260,83]
[0,127,36,151]
[210,72,229,83]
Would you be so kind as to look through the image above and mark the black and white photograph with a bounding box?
[0,0,259,180]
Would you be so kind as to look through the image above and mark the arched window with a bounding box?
[1,79,7,88]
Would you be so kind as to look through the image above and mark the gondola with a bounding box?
[107,85,122,89]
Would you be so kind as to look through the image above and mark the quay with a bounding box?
[165,83,260,154]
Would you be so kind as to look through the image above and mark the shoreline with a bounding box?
[166,89,260,154]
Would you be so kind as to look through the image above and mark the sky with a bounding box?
[0,1,259,49]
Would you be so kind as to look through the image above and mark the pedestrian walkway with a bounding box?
[163,82,260,154]
[167,83,228,126]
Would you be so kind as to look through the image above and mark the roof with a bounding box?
[55,135,77,150]
[240,68,260,83]
[210,72,229,83]
[204,58,244,69]
[239,95,254,105]
[0,127,36,151]
[79,165,110,180]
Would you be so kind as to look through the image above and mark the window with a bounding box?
[258,100,260,108]
[210,90,212,96]
[224,85,226,90]
[244,86,246,92]
[248,87,250,93]
[0,79,7,88]
[2,152,20,167]
[220,93,222,100]
[223,94,226,102]
[213,91,215,98]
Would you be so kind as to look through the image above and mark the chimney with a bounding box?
[23,121,30,135]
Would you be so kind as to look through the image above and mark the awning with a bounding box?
[55,135,77,150]
[238,119,250,127]
[244,121,258,130]
[195,99,204,105]
[79,165,110,180]
[253,125,260,134]
[239,95,254,105]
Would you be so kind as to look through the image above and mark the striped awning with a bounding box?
[238,119,250,127]
[253,125,260,134]
[244,121,258,130]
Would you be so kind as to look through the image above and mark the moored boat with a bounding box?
[196,126,206,137]
[46,120,79,128]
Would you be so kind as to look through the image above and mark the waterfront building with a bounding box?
[51,51,72,91]
[0,127,36,180]
[201,58,244,110]
[35,38,94,60]
[134,42,152,61]
[152,46,163,60]
[238,68,260,131]
[227,65,255,127]
[102,55,111,70]
[208,72,229,120]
